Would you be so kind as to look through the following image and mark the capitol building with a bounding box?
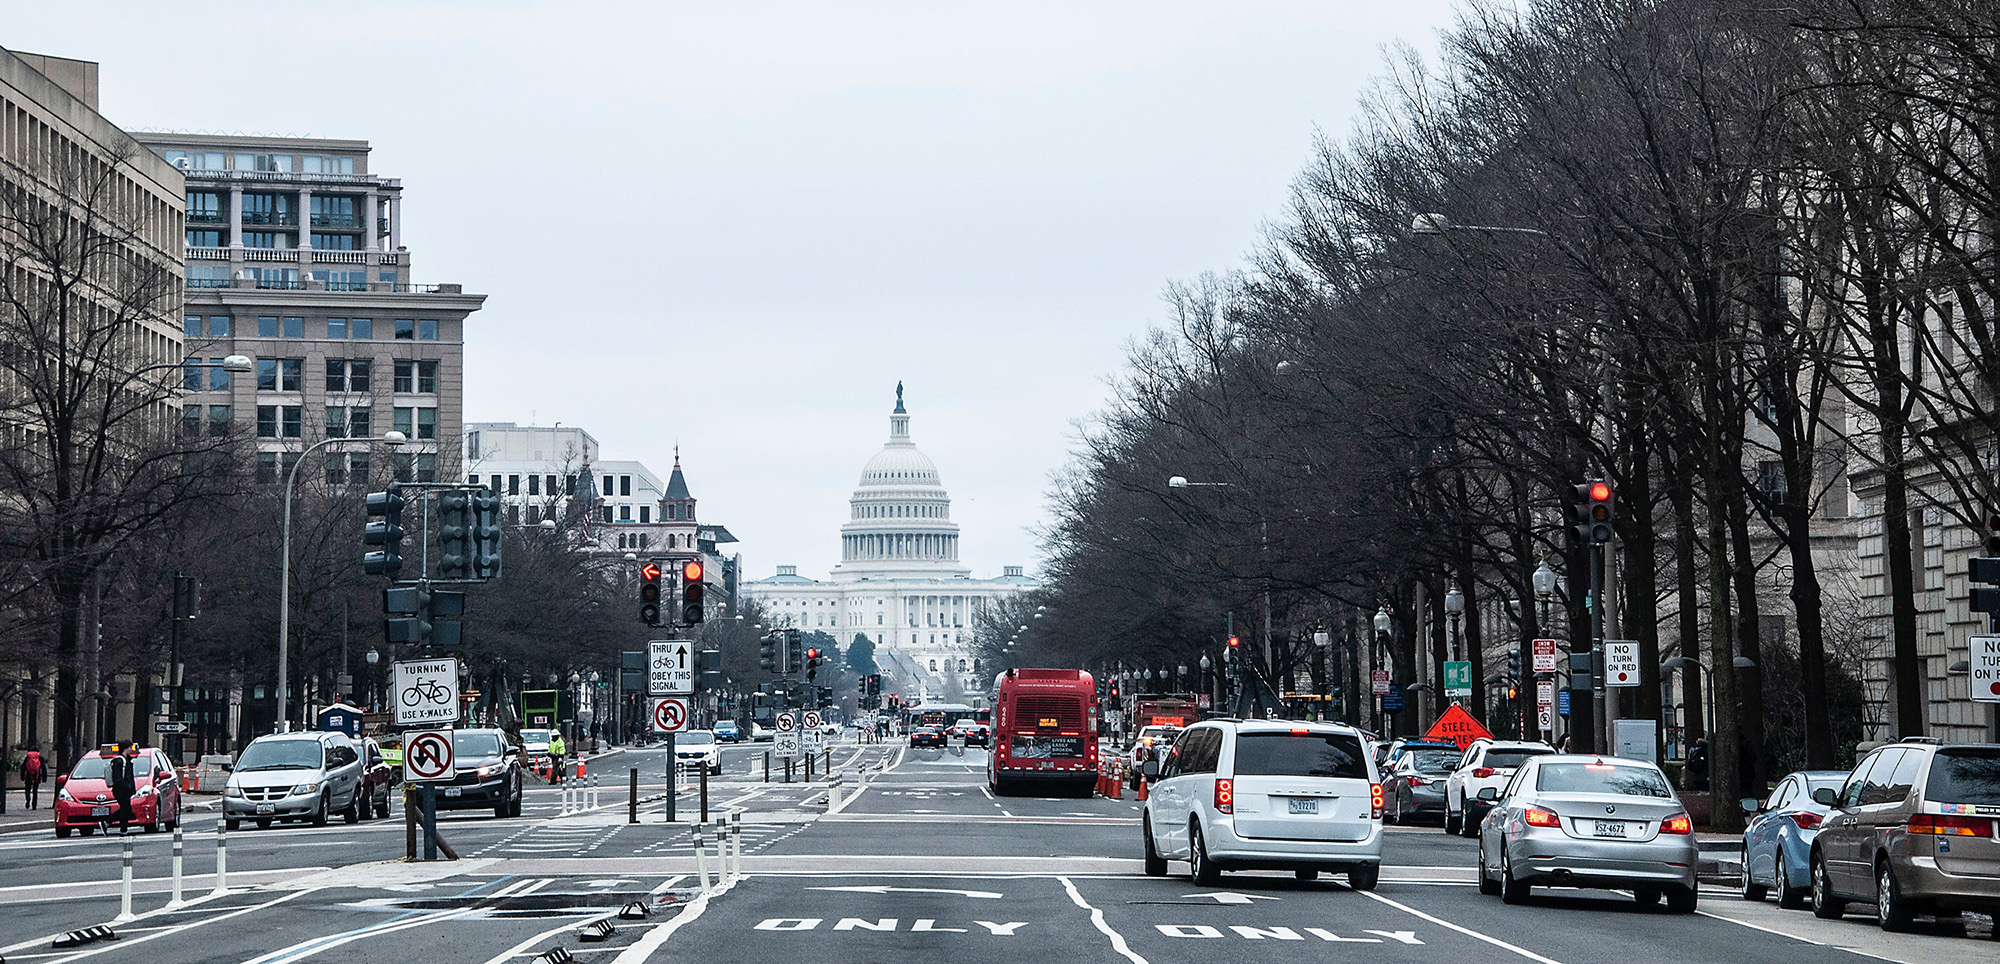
[744,387,1038,701]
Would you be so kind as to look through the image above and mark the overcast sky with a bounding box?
[8,1,1461,579]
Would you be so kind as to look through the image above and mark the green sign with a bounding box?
[1444,660,1473,697]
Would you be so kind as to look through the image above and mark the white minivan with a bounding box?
[1141,720,1384,888]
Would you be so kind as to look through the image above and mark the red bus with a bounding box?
[989,668,1098,796]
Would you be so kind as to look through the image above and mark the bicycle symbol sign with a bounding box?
[391,658,460,725]
[405,730,455,782]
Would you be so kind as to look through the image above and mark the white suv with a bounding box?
[1140,720,1383,889]
[1444,739,1556,836]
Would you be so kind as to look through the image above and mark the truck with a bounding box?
[1129,696,1200,732]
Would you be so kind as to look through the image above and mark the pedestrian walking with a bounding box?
[108,744,138,833]
[20,746,46,810]
[547,731,567,783]
[1686,737,1711,791]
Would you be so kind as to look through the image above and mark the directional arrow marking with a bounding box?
[1181,892,1282,904]
[810,886,1004,899]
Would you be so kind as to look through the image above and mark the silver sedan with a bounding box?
[1476,754,1700,912]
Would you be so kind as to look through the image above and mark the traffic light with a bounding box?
[786,629,803,676]
[639,561,662,626]
[681,559,706,624]
[363,487,405,576]
[437,491,471,579]
[1574,480,1615,544]
[384,583,432,644]
[469,490,503,578]
[759,632,778,671]
[1226,635,1240,662]
[805,648,822,683]
[1971,509,2000,617]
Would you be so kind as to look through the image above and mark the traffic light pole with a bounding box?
[1591,541,1607,755]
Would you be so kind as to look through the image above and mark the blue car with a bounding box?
[1740,769,1848,908]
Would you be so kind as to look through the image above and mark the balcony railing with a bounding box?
[311,214,362,228]
[188,210,226,224]
[182,169,391,186]
[242,248,296,262]
[186,246,230,261]
[311,250,368,264]
[240,212,298,227]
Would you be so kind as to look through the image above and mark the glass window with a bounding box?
[527,475,540,496]
[348,453,370,483]
[182,358,202,390]
[256,405,278,438]
[302,155,355,175]
[185,229,221,247]
[185,191,223,219]
[242,232,285,249]
[279,359,301,391]
[281,405,301,438]
[393,407,413,436]
[1230,732,1368,779]
[416,453,436,483]
[1839,753,1879,809]
[546,475,557,495]
[602,476,612,496]
[1926,749,2000,805]
[467,475,480,486]
[1859,749,1904,805]
[349,360,371,391]
[258,316,279,337]
[325,407,346,437]
[235,153,292,173]
[601,507,613,523]
[1535,763,1675,798]
[508,475,520,495]
[327,318,347,339]
[283,317,303,338]
[394,319,414,340]
[311,233,357,250]
[418,319,438,340]
[256,451,278,483]
[620,505,632,521]
[325,360,347,392]
[1884,750,1924,803]
[1481,748,1554,769]
[349,318,373,339]
[379,269,398,283]
[208,405,231,436]
[417,361,437,393]
[348,407,370,436]
[639,505,649,523]
[181,407,202,436]
[256,359,278,391]
[394,360,413,393]
[210,316,231,337]
[621,476,632,496]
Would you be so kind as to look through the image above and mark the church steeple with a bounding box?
[662,445,695,522]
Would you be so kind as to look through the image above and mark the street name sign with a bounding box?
[1532,639,1558,674]
[392,658,461,725]
[649,639,694,696]
[153,721,189,734]
[1971,634,2000,703]
[652,697,689,732]
[1604,641,1640,686]
[405,729,455,782]
[1443,660,1472,699]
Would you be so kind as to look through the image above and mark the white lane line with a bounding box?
[1059,875,1148,964]
[44,888,317,964]
[611,889,713,964]
[1692,909,1896,962]
[1357,890,1566,964]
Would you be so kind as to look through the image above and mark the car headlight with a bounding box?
[58,788,75,802]
[135,785,155,798]
[293,782,320,795]
[225,785,245,798]
[476,765,497,779]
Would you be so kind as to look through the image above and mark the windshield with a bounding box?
[236,740,324,771]
[1484,748,1553,769]
[679,732,715,746]
[452,732,503,758]
[520,729,552,744]
[68,755,155,780]
[1407,748,1461,774]
[1232,732,1369,779]
[1927,749,2000,805]
[1537,763,1675,798]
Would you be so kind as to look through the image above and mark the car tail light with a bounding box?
[1472,767,1496,779]
[1408,776,1430,787]
[1909,814,1995,836]
[1523,807,1561,828]
[1661,813,1693,834]
[1214,778,1234,814]
[1370,784,1384,819]
[1787,811,1822,831]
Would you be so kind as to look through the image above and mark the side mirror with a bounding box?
[1740,797,1762,815]
[55,775,68,790]
[1141,758,1161,779]
[220,763,234,773]
[1812,787,1838,807]
[1476,787,1499,802]
[505,746,521,757]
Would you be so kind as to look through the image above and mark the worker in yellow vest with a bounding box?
[548,732,567,783]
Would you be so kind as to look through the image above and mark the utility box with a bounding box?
[1612,719,1658,764]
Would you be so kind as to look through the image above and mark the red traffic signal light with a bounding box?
[1588,482,1611,502]
[806,648,820,660]
[682,560,703,582]
[640,562,661,581]
[1227,635,1240,648]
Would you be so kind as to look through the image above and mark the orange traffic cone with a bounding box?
[1134,778,1149,802]
[576,759,586,780]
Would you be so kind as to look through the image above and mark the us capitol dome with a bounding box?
[744,385,1038,702]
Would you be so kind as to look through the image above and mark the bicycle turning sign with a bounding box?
[392,658,461,725]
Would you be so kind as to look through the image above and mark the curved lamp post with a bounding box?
[276,431,408,731]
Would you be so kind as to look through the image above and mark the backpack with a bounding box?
[22,752,42,780]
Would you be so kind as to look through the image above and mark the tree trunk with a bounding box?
[1727,474,1767,795]
[1623,415,1663,738]
[1669,469,1705,744]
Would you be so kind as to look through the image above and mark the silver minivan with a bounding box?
[223,731,368,830]
[1141,720,1383,888]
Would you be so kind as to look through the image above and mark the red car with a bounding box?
[54,747,183,838]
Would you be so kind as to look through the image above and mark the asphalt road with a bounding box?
[0,735,1994,963]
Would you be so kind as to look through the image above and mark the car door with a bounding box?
[1447,745,1478,813]
[1149,728,1197,857]
[1746,778,1795,882]
[1824,751,1885,894]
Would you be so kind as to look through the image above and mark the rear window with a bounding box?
[1407,749,1460,774]
[1231,732,1369,779]
[1536,763,1675,798]
[1926,749,2000,805]
[1484,749,1553,769]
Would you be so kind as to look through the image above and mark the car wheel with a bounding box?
[1741,857,1768,901]
[1875,860,1913,932]
[1499,849,1531,905]
[310,793,329,827]
[1444,807,1462,835]
[508,779,524,817]
[1461,806,1481,837]
[1347,863,1379,891]
[1189,821,1221,886]
[1141,814,1168,877]
[166,803,180,831]
[146,807,163,833]
[1776,858,1809,909]
[1666,885,1698,914]
[1810,851,1845,919]
[1477,842,1501,896]
[376,793,392,821]
[255,818,272,830]
[55,825,71,839]
[342,792,361,824]
[225,818,240,832]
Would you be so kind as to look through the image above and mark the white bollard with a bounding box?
[212,817,229,895]
[117,836,135,921]
[730,809,743,880]
[171,824,184,905]
[693,823,711,894]
[589,773,600,810]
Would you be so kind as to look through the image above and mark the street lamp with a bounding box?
[1444,586,1465,661]
[1372,607,1392,731]
[1532,560,1557,626]
[1409,213,1551,237]
[276,430,408,732]
[1168,476,1233,488]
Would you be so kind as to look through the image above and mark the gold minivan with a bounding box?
[1810,738,2000,930]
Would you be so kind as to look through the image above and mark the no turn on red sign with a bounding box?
[1970,635,2000,703]
[653,697,690,732]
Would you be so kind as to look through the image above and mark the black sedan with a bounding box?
[909,726,945,748]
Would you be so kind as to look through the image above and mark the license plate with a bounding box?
[90,806,109,817]
[444,787,462,797]
[255,804,274,814]
[1286,798,1321,815]
[1592,820,1626,837]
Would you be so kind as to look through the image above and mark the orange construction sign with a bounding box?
[1423,704,1493,749]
